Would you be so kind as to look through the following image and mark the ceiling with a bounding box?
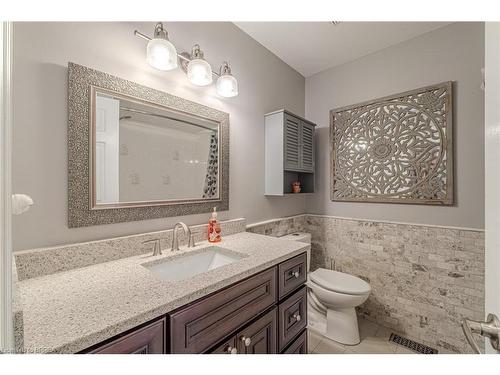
[235,22,451,77]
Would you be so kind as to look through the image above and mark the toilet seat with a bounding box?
[309,268,371,295]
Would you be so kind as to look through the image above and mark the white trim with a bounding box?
[306,214,484,232]
[0,22,13,352]
[246,214,306,229]
[484,22,500,354]
[247,213,484,233]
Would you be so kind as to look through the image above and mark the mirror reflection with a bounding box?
[92,89,219,205]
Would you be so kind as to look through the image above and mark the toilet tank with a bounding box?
[280,232,311,272]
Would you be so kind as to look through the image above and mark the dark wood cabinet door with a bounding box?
[87,318,165,354]
[170,267,277,353]
[282,329,307,354]
[278,286,307,351]
[237,309,277,354]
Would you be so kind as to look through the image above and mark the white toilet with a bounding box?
[281,232,371,345]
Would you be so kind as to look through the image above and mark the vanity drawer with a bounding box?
[170,267,277,353]
[278,252,307,299]
[282,329,307,354]
[87,318,165,354]
[278,286,307,351]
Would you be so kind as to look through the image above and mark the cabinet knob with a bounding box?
[293,313,302,322]
[226,346,238,354]
[290,271,300,278]
[241,336,252,347]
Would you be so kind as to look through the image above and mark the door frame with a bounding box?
[485,22,500,354]
[0,21,13,352]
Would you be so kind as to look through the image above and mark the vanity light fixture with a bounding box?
[135,23,239,97]
[146,23,178,71]
[216,62,238,98]
[187,44,213,86]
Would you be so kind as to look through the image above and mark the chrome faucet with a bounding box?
[171,222,195,251]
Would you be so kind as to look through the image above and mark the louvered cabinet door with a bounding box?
[284,114,300,171]
[300,121,315,172]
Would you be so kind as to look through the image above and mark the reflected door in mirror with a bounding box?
[95,95,120,203]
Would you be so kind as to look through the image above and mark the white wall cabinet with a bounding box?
[265,110,316,196]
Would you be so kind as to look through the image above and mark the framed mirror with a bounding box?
[68,63,229,228]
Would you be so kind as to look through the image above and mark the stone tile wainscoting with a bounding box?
[247,214,485,354]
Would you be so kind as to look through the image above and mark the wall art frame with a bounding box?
[330,81,453,205]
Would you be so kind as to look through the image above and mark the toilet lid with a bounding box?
[309,268,371,295]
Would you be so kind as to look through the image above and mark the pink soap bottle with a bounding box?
[207,207,221,243]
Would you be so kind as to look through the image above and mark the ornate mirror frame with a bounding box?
[68,62,229,228]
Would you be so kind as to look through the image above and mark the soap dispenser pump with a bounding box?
[207,207,221,243]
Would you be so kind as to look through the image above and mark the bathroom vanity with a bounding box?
[13,230,309,354]
[84,252,307,354]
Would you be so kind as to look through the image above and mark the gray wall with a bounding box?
[12,22,306,250]
[305,22,485,229]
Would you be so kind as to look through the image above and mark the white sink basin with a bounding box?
[143,246,246,282]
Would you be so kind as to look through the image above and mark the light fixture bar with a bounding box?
[134,30,220,77]
[134,30,151,41]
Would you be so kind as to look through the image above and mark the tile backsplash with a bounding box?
[246,215,306,237]
[247,214,485,354]
[15,218,246,281]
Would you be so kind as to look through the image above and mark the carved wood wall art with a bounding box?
[330,82,453,205]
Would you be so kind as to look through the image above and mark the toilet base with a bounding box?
[326,307,360,345]
[307,306,327,335]
[308,304,361,345]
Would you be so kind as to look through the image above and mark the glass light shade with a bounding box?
[146,38,178,71]
[216,74,238,98]
[187,58,213,86]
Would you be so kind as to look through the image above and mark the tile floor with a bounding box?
[308,318,416,354]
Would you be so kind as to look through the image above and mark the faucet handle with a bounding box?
[142,239,161,256]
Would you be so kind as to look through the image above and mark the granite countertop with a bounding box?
[15,232,309,354]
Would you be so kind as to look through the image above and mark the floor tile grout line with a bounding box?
[309,336,323,352]
[308,318,417,354]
